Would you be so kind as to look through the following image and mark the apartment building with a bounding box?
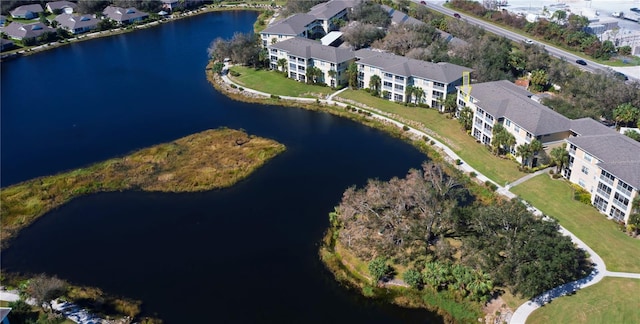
[356,49,471,109]
[268,37,355,87]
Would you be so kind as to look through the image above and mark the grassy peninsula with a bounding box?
[0,128,285,247]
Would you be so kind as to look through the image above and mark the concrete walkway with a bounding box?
[217,71,640,324]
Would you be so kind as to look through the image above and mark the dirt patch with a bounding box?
[483,296,513,324]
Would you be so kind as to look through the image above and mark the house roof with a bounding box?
[308,0,354,20]
[261,13,317,36]
[381,5,424,26]
[54,13,98,30]
[466,80,571,136]
[320,31,342,45]
[10,4,44,16]
[567,134,640,189]
[1,21,55,39]
[355,49,471,83]
[270,37,355,63]
[570,118,616,137]
[46,1,78,11]
[103,6,149,22]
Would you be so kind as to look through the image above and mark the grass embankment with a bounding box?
[320,235,483,324]
[0,128,285,247]
[527,277,640,324]
[336,90,523,184]
[228,66,335,98]
[510,174,640,273]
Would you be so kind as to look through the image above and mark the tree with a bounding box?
[277,58,288,75]
[349,1,391,27]
[550,144,569,173]
[458,106,473,131]
[443,93,457,116]
[341,22,385,50]
[369,74,381,95]
[516,143,532,167]
[26,274,67,313]
[7,299,36,323]
[403,269,423,288]
[328,69,337,87]
[405,85,414,103]
[613,103,640,128]
[305,66,322,84]
[413,87,425,105]
[368,257,391,283]
[77,0,110,14]
[624,130,640,142]
[491,124,515,156]
[529,69,548,92]
[346,62,358,89]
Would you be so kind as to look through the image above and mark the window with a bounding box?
[505,120,511,127]
[613,192,630,208]
[584,153,592,162]
[600,170,615,185]
[485,113,494,121]
[594,195,608,212]
[331,63,336,68]
[581,166,589,175]
[609,206,626,221]
[383,81,392,89]
[358,72,364,79]
[394,84,404,91]
[617,180,633,197]
[514,126,520,133]
[270,48,277,53]
[393,93,403,101]
[458,99,466,106]
[597,182,612,198]
[433,81,445,88]
[270,55,277,61]
[476,107,484,115]
[395,75,404,82]
[384,73,393,79]
[289,63,296,71]
[432,90,443,98]
[475,117,483,125]
[526,132,532,139]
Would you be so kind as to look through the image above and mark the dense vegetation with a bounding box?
[0,128,285,248]
[329,162,591,300]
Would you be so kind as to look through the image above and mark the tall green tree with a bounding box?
[550,144,569,173]
[368,257,391,283]
[277,58,288,75]
[328,69,337,87]
[458,106,473,131]
[516,143,532,167]
[613,103,640,128]
[346,62,359,89]
[369,74,381,95]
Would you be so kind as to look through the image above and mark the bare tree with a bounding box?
[27,274,67,313]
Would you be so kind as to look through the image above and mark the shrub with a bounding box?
[402,125,410,131]
[238,87,244,91]
[368,257,391,282]
[455,159,462,165]
[469,172,477,178]
[571,184,592,204]
[548,170,554,175]
[346,105,352,110]
[270,94,280,99]
[430,140,436,145]
[229,70,240,77]
[552,173,562,179]
[403,269,423,289]
[423,136,429,142]
[485,180,498,191]
[230,84,237,89]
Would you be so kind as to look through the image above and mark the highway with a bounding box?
[419,1,639,81]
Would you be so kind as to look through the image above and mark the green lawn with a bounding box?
[510,174,640,272]
[228,66,335,98]
[336,89,523,184]
[527,277,640,324]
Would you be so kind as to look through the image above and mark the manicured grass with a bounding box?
[336,89,523,184]
[228,66,335,98]
[0,128,285,247]
[527,277,640,324]
[510,175,640,272]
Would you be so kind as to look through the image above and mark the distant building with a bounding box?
[46,1,78,14]
[2,21,55,40]
[54,14,99,34]
[103,6,149,25]
[10,4,44,19]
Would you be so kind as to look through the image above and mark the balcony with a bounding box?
[596,188,611,199]
[612,199,628,210]
[600,175,614,186]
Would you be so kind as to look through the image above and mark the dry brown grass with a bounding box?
[0,128,285,248]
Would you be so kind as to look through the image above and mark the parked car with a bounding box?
[453,13,461,18]
[524,39,534,44]
[613,71,628,81]
[575,59,587,66]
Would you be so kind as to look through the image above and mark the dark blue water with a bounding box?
[1,11,440,323]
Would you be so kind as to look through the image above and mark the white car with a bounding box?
[524,39,534,44]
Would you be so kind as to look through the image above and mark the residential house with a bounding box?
[54,13,99,34]
[457,80,571,163]
[161,0,204,11]
[564,123,640,224]
[103,6,149,25]
[260,14,321,47]
[260,0,360,47]
[1,21,55,41]
[46,1,78,14]
[0,38,14,51]
[268,37,355,87]
[10,4,44,19]
[356,49,471,108]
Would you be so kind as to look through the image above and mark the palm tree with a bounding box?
[369,74,381,95]
[550,144,569,173]
[516,143,532,167]
[405,85,414,103]
[328,69,337,88]
[413,87,425,104]
[458,106,473,131]
[276,58,287,75]
[613,103,640,128]
[529,139,543,167]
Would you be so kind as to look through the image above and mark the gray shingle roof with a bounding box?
[2,21,55,39]
[381,5,424,26]
[54,13,98,31]
[468,80,571,136]
[261,13,317,36]
[47,1,78,11]
[270,37,355,63]
[567,134,640,189]
[10,4,44,17]
[103,6,149,23]
[570,118,616,137]
[308,0,352,20]
[355,49,471,83]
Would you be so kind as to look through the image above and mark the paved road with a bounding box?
[419,1,639,81]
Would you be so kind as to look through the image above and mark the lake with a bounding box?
[0,10,441,323]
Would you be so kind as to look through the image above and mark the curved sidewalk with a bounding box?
[218,72,640,323]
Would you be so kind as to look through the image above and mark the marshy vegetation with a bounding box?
[0,128,286,248]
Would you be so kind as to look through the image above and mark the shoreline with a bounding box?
[1,4,266,61]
